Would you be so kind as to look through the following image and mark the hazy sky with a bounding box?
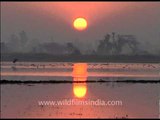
[1,2,160,52]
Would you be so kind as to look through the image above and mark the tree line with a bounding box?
[1,31,151,56]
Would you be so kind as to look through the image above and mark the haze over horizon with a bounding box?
[1,2,160,54]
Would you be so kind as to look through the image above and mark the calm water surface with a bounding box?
[1,62,160,118]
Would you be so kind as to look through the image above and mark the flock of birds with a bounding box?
[11,58,159,71]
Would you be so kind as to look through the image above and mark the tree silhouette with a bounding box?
[96,32,140,55]
[19,31,28,45]
[66,42,81,55]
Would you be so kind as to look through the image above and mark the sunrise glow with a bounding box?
[73,18,87,31]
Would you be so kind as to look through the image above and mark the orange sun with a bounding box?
[73,18,87,31]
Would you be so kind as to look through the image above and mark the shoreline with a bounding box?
[1,54,160,63]
[1,79,160,84]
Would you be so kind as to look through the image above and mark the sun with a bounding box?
[73,18,88,31]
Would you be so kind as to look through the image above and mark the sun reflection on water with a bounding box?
[72,63,88,98]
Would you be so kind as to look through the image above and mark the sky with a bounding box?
[1,2,160,53]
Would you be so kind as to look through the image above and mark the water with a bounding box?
[1,62,160,81]
[1,62,160,118]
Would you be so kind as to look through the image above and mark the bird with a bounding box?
[13,58,18,63]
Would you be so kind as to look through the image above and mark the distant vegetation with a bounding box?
[1,30,160,62]
[1,31,82,55]
[96,32,150,55]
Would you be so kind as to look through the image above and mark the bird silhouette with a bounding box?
[13,58,18,63]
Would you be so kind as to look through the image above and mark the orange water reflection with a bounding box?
[72,63,88,98]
